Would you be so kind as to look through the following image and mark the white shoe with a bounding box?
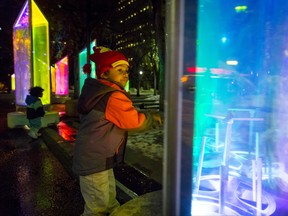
[28,131,38,139]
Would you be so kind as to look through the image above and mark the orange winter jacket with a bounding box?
[73,78,155,176]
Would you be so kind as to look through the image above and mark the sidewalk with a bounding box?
[1,95,164,215]
[0,127,84,215]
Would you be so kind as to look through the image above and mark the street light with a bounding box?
[137,70,143,96]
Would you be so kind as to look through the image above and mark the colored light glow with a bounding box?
[13,0,50,105]
[51,65,56,93]
[13,0,31,106]
[210,68,233,75]
[14,1,29,28]
[57,121,77,142]
[124,80,129,91]
[226,60,238,66]
[11,74,15,91]
[235,5,248,13]
[55,56,69,96]
[192,1,288,214]
[31,0,50,104]
[181,76,189,83]
[187,67,207,73]
[78,40,96,94]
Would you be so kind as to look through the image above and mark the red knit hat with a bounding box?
[89,46,129,78]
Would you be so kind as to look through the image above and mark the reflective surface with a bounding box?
[188,0,288,215]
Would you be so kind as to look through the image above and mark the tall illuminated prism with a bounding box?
[55,56,69,96]
[78,39,96,95]
[13,0,50,106]
[50,65,56,93]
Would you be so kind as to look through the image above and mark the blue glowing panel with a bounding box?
[189,1,288,215]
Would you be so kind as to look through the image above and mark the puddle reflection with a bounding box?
[57,121,77,142]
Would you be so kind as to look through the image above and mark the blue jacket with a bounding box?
[25,95,45,119]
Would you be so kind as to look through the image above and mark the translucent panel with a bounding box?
[13,0,50,105]
[31,0,50,104]
[50,66,56,93]
[124,80,129,92]
[11,74,15,91]
[189,1,288,215]
[55,56,69,96]
[78,40,96,95]
[78,49,88,93]
[13,1,31,106]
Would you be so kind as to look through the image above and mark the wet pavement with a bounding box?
[0,101,83,215]
[0,129,84,216]
[0,96,164,215]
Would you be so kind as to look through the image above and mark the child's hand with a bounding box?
[151,112,162,125]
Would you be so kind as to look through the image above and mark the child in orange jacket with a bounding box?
[73,46,162,215]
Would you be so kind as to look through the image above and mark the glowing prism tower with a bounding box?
[55,56,69,96]
[13,0,50,106]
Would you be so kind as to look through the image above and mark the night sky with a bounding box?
[0,0,26,86]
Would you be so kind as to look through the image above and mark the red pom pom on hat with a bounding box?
[83,63,91,75]
[89,46,129,78]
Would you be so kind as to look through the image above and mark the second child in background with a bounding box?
[25,86,45,139]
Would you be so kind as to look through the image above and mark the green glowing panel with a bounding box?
[78,40,96,95]
[79,49,87,93]
[193,3,232,137]
[125,80,129,92]
[31,0,50,105]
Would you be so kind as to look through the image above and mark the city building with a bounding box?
[112,0,158,91]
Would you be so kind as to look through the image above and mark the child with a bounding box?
[73,46,162,215]
[25,86,45,139]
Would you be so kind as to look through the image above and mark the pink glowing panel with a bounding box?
[55,56,69,96]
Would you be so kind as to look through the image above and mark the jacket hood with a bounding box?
[78,78,127,114]
[25,95,39,105]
